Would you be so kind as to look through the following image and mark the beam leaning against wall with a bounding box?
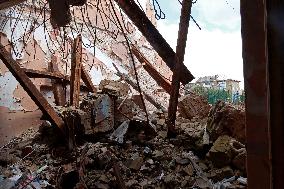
[114,0,194,85]
[0,43,65,134]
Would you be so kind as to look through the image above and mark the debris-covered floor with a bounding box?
[0,1,247,188]
[0,82,247,189]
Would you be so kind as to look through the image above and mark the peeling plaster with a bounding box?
[13,84,38,111]
[0,9,31,59]
[0,72,23,110]
[33,25,51,56]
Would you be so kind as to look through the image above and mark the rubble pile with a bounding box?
[0,82,247,189]
[178,93,211,120]
[80,94,115,134]
[207,101,246,143]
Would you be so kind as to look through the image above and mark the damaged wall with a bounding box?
[0,0,173,143]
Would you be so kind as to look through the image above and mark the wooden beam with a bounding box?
[81,65,97,93]
[24,68,67,81]
[113,63,166,112]
[114,0,194,85]
[49,55,66,106]
[241,0,271,188]
[40,83,90,92]
[70,35,82,107]
[167,0,192,136]
[0,0,25,10]
[131,45,172,94]
[24,68,91,92]
[0,43,65,133]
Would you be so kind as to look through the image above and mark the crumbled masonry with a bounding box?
[0,81,247,189]
[0,1,247,188]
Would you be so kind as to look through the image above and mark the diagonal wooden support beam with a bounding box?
[131,45,172,94]
[0,44,65,133]
[114,0,194,85]
[167,0,192,137]
[0,0,25,10]
[113,63,166,112]
[70,35,82,107]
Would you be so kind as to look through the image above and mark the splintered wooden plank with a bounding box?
[49,55,66,106]
[0,43,65,133]
[70,35,82,107]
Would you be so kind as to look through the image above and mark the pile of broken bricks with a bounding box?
[0,80,247,189]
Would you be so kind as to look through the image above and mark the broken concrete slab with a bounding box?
[207,135,234,168]
[109,120,130,144]
[207,100,245,143]
[207,166,234,182]
[115,98,143,124]
[0,76,247,189]
[207,135,246,172]
[125,155,144,171]
[237,177,247,185]
[182,164,194,176]
[80,94,114,134]
[175,157,190,165]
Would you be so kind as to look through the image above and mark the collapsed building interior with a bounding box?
[0,0,283,188]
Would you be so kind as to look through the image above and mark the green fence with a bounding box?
[188,86,245,105]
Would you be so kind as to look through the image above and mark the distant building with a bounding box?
[186,75,243,104]
[187,75,242,94]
